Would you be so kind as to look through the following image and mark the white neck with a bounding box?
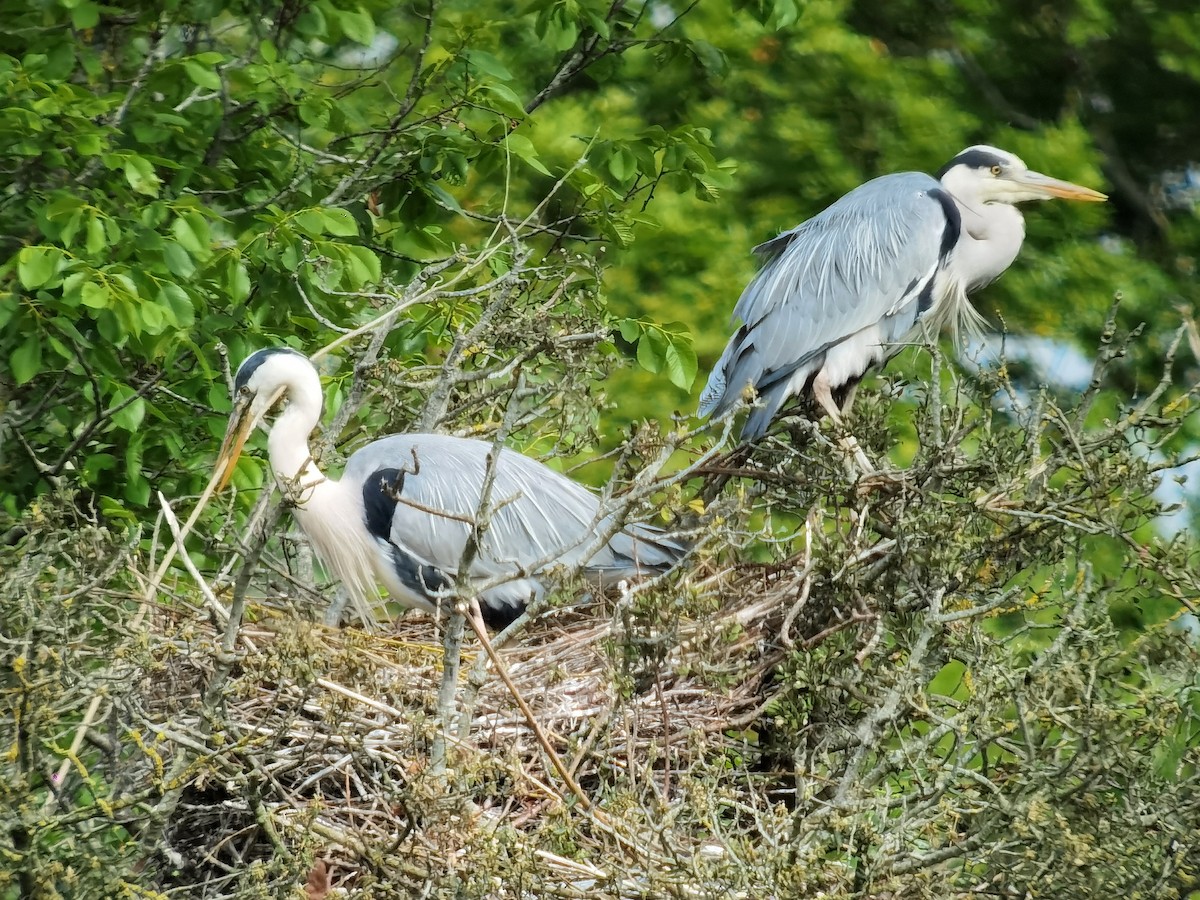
[948,193,1026,291]
[265,375,326,497]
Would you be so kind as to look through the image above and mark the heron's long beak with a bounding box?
[1010,169,1108,202]
[215,396,255,491]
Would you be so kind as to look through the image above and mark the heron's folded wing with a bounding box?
[344,433,605,583]
[700,172,958,416]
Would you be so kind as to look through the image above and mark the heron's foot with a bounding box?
[782,413,821,447]
[323,590,350,627]
[855,467,906,496]
[836,433,876,477]
[834,431,907,495]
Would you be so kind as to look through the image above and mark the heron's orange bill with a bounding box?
[215,400,254,491]
[1017,170,1108,202]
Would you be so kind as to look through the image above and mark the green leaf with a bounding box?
[929,660,968,697]
[504,133,551,176]
[139,301,166,333]
[58,210,83,247]
[299,95,330,127]
[123,156,161,196]
[426,183,464,214]
[608,147,636,182]
[85,215,106,254]
[295,209,327,236]
[17,246,61,289]
[75,131,105,156]
[466,50,513,80]
[183,59,222,90]
[98,496,136,523]
[45,194,85,221]
[547,19,578,52]
[83,452,117,485]
[162,241,195,278]
[618,318,642,343]
[111,392,146,431]
[45,333,71,362]
[225,258,251,302]
[80,281,110,309]
[111,272,139,299]
[159,283,195,328]
[280,236,302,270]
[125,473,151,506]
[343,245,381,286]
[583,7,611,39]
[636,328,668,374]
[171,213,210,257]
[50,315,94,349]
[337,7,375,45]
[96,309,123,347]
[321,208,359,237]
[10,334,42,385]
[483,83,527,120]
[70,0,99,29]
[487,249,511,277]
[0,294,17,331]
[661,332,698,389]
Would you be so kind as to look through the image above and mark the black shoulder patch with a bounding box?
[928,187,962,262]
[917,278,936,315]
[233,347,307,393]
[388,546,452,598]
[935,148,1007,179]
[363,466,455,603]
[480,599,525,631]
[362,467,406,541]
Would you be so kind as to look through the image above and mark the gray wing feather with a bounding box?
[343,434,683,595]
[698,172,950,420]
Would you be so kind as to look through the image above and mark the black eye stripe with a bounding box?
[233,347,307,394]
[936,149,1009,179]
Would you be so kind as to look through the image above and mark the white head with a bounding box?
[215,347,324,490]
[937,144,1107,206]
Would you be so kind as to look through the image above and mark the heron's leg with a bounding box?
[324,586,350,626]
[839,380,861,416]
[812,374,875,475]
[431,602,468,774]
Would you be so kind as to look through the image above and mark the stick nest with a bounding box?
[146,567,798,898]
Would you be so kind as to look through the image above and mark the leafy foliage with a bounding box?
[0,0,720,519]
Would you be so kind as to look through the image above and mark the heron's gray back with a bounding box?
[698,172,956,431]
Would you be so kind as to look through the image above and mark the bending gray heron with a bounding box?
[215,347,686,629]
[698,145,1107,441]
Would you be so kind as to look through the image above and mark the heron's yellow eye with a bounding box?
[990,164,1002,176]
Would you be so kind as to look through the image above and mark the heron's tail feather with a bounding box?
[699,333,754,420]
[589,521,690,584]
[697,365,729,418]
[740,378,795,441]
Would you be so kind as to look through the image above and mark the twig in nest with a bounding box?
[781,505,820,648]
[464,599,586,810]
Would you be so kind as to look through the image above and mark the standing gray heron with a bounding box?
[214,347,686,629]
[698,145,1107,442]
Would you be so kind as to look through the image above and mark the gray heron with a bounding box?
[215,347,686,628]
[698,145,1107,441]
